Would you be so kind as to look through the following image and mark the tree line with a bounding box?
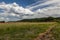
[17,17,60,22]
[0,17,60,23]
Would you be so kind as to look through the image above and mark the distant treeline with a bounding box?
[0,21,5,23]
[0,17,60,23]
[17,17,60,22]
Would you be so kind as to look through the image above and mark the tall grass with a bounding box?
[0,22,56,40]
[52,23,60,40]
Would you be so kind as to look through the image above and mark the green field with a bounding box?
[0,22,60,40]
[51,23,60,40]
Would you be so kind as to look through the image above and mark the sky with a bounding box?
[0,0,60,22]
[0,0,40,7]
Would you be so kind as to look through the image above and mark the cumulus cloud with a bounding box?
[35,8,60,18]
[29,0,60,18]
[0,0,60,22]
[0,2,34,22]
[35,0,60,17]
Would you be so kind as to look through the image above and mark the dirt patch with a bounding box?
[34,24,56,40]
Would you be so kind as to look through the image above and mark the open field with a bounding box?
[51,23,60,40]
[0,22,59,40]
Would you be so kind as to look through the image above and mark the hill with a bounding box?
[17,17,60,22]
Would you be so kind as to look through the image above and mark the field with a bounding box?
[0,22,60,40]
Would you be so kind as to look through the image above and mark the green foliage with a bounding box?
[18,17,60,22]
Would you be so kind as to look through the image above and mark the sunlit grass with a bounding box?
[0,22,57,40]
[52,23,60,40]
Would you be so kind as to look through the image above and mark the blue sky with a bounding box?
[0,0,40,7]
[0,0,60,21]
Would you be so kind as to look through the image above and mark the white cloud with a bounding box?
[0,2,34,22]
[29,0,60,18]
[27,0,60,10]
[0,17,4,21]
[0,0,60,22]
[34,2,60,17]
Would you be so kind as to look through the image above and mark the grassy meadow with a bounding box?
[0,22,59,40]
